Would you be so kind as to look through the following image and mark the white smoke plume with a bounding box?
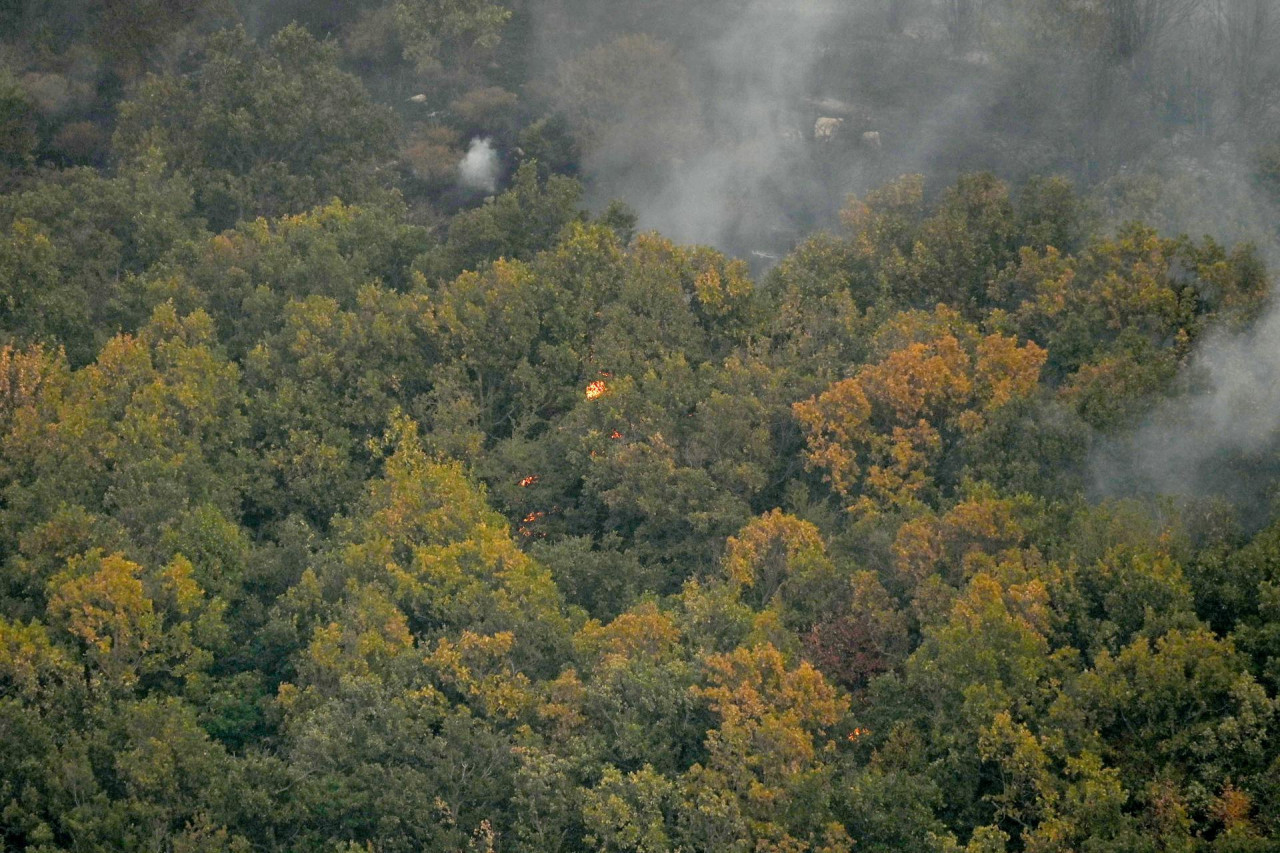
[459,137,500,193]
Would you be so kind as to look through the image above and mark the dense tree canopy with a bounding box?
[0,1,1279,851]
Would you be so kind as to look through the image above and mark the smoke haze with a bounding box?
[1091,294,1280,504]
[526,0,1280,506]
[592,0,845,253]
[530,0,1280,262]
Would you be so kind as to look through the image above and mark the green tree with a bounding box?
[394,0,512,75]
[114,24,399,230]
[0,68,37,181]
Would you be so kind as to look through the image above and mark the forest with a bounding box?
[0,0,1279,850]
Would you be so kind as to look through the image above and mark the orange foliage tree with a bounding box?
[794,306,1047,514]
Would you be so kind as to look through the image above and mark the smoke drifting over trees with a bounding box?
[536,0,844,252]
[529,0,1280,261]
[1097,292,1280,504]
[528,0,1280,507]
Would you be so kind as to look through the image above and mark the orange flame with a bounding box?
[847,727,870,742]
[522,511,545,524]
[518,475,539,488]
[585,380,608,400]
[609,430,624,440]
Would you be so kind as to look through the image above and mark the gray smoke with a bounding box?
[459,137,500,192]
[628,0,844,251]
[530,0,1280,265]
[534,0,856,257]
[1093,299,1280,503]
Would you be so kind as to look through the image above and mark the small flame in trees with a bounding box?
[518,475,539,487]
[517,511,547,538]
[585,380,608,400]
